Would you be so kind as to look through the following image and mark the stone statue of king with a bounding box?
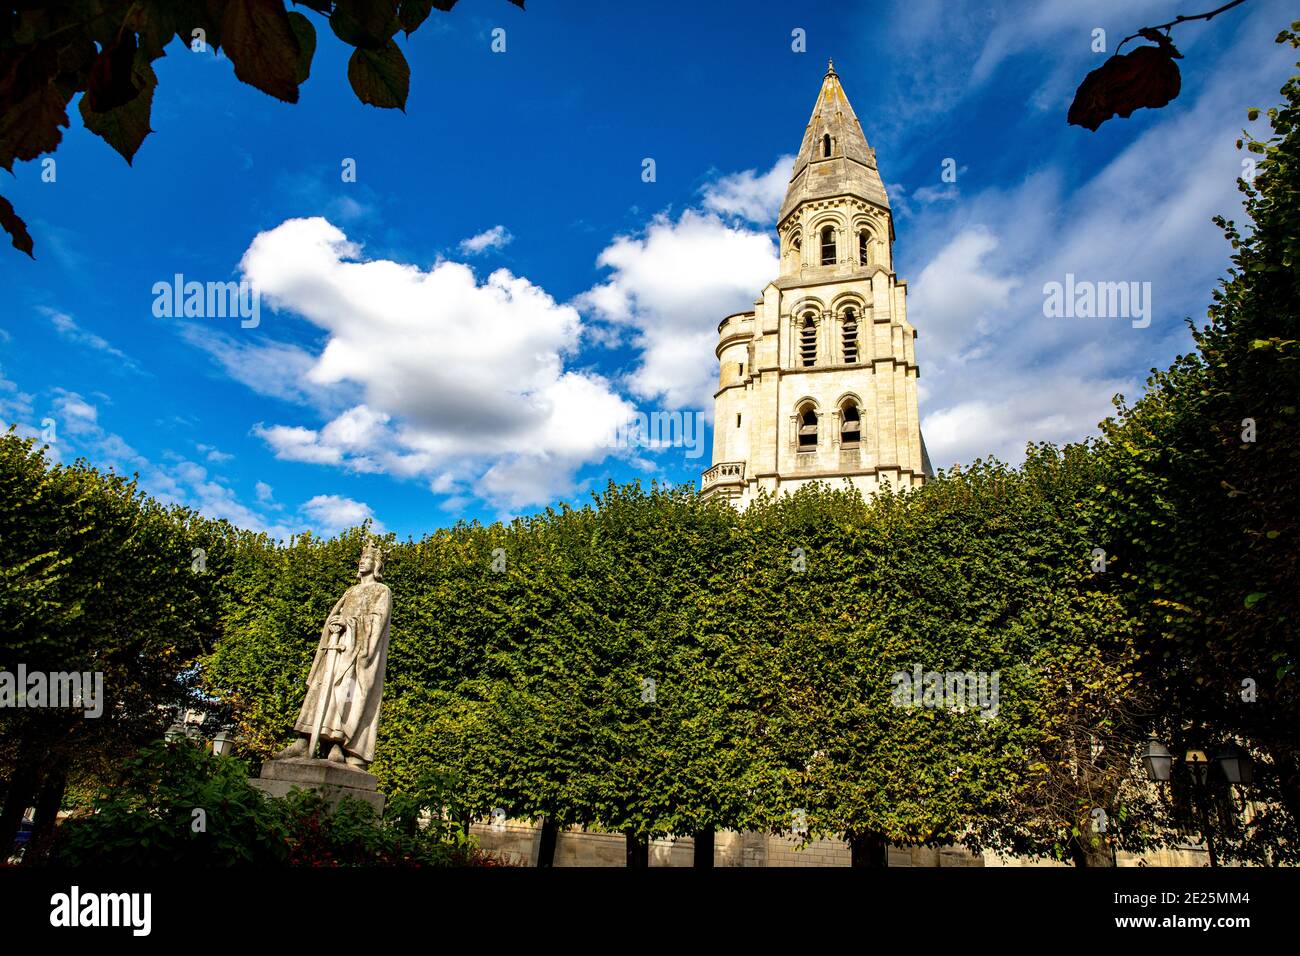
[273,540,392,770]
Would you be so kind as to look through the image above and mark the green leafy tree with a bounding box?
[961,444,1158,866]
[1096,24,1300,862]
[742,456,1098,865]
[0,431,236,859]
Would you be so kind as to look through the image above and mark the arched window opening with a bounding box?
[798,405,818,450]
[820,226,836,266]
[789,233,802,263]
[842,309,858,364]
[840,401,861,448]
[822,133,831,157]
[799,314,817,367]
[859,230,869,266]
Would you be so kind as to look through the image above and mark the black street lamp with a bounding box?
[1142,740,1174,782]
[1185,749,1211,787]
[1141,737,1253,868]
[1213,744,1253,785]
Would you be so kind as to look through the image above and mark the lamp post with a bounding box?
[1213,744,1253,785]
[1141,738,1253,868]
[212,727,236,758]
[1141,740,1173,782]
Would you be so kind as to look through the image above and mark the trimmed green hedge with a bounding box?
[202,445,1139,860]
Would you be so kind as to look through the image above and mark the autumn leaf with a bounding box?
[222,0,305,104]
[288,11,318,84]
[348,39,410,110]
[0,194,35,258]
[400,0,439,35]
[85,31,143,113]
[0,44,70,173]
[1068,39,1183,132]
[80,60,157,164]
[332,0,402,50]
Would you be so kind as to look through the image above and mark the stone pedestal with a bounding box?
[250,758,385,816]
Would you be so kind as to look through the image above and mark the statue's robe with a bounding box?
[292,580,391,763]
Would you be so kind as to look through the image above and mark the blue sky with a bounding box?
[1,0,1294,539]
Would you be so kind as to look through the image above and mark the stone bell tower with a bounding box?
[700,60,932,505]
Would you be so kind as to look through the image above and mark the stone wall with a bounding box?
[467,820,1213,867]
[468,821,986,867]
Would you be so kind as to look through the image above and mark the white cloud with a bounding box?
[147,461,379,540]
[908,227,1019,357]
[53,389,133,463]
[924,377,1129,465]
[458,225,513,255]
[147,458,283,532]
[2,372,380,540]
[576,209,778,410]
[229,217,634,508]
[329,195,371,222]
[43,308,140,371]
[146,461,380,540]
[33,392,277,531]
[300,494,383,535]
[0,365,34,428]
[179,323,336,409]
[254,423,343,466]
[428,472,457,494]
[196,442,233,463]
[700,155,795,224]
[911,184,959,204]
[51,389,102,438]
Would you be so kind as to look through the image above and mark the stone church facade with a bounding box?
[701,61,932,505]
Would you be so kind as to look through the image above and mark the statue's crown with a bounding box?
[360,539,389,576]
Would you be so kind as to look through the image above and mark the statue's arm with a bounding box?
[305,594,348,684]
[322,594,347,635]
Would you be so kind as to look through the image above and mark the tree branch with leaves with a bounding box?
[0,0,524,257]
[1068,0,1252,131]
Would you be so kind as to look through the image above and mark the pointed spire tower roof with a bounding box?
[777,60,890,228]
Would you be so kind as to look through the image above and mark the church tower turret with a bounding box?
[701,61,932,505]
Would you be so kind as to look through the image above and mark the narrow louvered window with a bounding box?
[800,315,817,367]
[842,309,858,364]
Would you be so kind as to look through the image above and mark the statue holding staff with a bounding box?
[273,540,391,769]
